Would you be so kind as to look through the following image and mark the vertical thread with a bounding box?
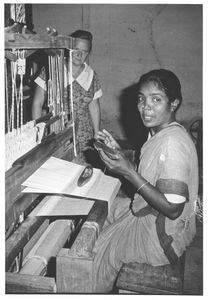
[69,49,77,156]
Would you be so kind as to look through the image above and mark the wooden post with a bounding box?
[57,249,95,293]
[56,201,107,293]
[6,272,56,294]
[6,216,47,271]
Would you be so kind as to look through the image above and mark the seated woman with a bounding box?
[92,69,199,293]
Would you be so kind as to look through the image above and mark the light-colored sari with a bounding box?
[92,122,198,293]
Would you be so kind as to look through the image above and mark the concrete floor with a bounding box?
[183,219,203,295]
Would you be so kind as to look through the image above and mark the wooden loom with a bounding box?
[5,31,115,293]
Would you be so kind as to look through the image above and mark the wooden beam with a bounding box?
[22,218,50,262]
[6,272,56,293]
[5,216,47,271]
[5,33,74,50]
[86,199,108,224]
[57,251,94,293]
[116,256,185,295]
[56,201,108,293]
[20,219,73,276]
[69,200,108,256]
[5,193,46,237]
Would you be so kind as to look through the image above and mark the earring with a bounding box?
[171,99,179,111]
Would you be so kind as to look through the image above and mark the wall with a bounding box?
[32,4,202,146]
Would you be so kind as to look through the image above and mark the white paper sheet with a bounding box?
[29,195,95,216]
[22,156,121,205]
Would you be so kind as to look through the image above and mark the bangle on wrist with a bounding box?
[136,181,149,193]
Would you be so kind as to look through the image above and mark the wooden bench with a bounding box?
[116,253,185,294]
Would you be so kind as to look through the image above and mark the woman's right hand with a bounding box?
[96,129,121,150]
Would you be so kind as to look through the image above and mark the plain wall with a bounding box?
[32,4,202,146]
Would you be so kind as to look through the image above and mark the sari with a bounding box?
[92,122,198,293]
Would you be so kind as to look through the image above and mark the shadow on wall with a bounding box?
[119,83,149,157]
[116,83,149,198]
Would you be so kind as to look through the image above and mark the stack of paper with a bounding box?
[22,157,121,216]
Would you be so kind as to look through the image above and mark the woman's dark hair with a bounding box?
[138,69,182,106]
[70,30,93,51]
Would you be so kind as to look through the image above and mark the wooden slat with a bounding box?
[5,33,74,49]
[6,272,56,294]
[69,201,108,256]
[5,216,47,271]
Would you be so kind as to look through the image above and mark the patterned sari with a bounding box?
[92,122,198,293]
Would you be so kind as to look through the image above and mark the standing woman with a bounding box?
[92,69,198,293]
[67,30,102,164]
[32,29,102,164]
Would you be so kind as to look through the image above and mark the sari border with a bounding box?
[155,213,179,265]
[156,178,189,200]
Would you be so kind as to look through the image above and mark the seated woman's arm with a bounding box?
[104,152,185,220]
[124,167,185,220]
[96,130,186,220]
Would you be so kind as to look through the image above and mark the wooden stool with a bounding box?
[116,253,185,295]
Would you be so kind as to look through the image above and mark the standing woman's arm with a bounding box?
[32,84,46,120]
[89,98,101,138]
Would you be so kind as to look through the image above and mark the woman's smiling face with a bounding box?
[137,81,175,134]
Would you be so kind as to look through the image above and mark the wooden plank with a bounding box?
[116,257,185,295]
[20,219,73,276]
[22,219,50,262]
[86,199,108,225]
[69,201,108,256]
[57,249,95,293]
[5,33,74,50]
[5,194,45,237]
[52,138,74,161]
[56,201,108,293]
[5,216,47,271]
[5,126,74,211]
[6,272,56,294]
